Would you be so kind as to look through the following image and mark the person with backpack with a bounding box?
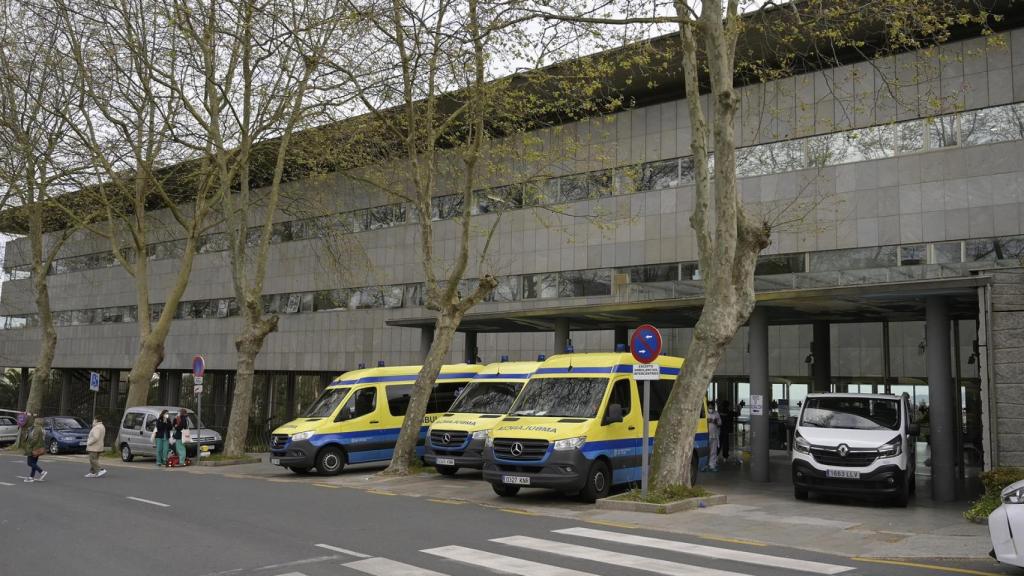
[22,417,46,482]
[85,416,107,478]
[171,409,189,467]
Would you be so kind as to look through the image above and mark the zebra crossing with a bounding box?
[258,526,856,576]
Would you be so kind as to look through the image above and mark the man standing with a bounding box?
[85,417,107,478]
[718,399,734,463]
[22,417,46,482]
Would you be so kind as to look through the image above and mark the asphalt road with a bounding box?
[1,455,1017,576]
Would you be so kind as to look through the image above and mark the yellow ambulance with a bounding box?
[269,363,482,475]
[481,352,708,502]
[424,360,541,475]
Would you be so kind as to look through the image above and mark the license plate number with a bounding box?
[826,469,860,479]
[436,458,455,466]
[271,458,281,465]
[503,475,531,485]
[79,441,87,446]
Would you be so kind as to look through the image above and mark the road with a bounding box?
[0,454,1015,576]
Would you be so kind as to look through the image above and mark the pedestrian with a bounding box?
[718,399,734,463]
[172,409,189,466]
[150,409,172,467]
[85,416,107,478]
[22,417,46,482]
[704,400,722,472]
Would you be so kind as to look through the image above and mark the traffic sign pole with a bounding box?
[192,355,206,465]
[630,324,662,500]
[89,372,101,422]
[642,378,651,500]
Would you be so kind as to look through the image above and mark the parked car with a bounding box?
[116,406,223,462]
[791,393,918,507]
[989,478,1024,568]
[0,411,19,446]
[43,416,91,454]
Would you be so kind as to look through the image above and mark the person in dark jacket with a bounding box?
[151,410,173,466]
[22,417,46,482]
[718,399,735,462]
[171,409,188,466]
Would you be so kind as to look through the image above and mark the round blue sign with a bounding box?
[192,355,206,377]
[630,324,662,364]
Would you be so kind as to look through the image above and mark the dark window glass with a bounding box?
[933,242,962,264]
[523,273,559,299]
[929,115,960,148]
[509,377,609,418]
[486,276,521,302]
[429,382,467,413]
[606,379,632,417]
[72,309,95,325]
[271,221,293,243]
[808,247,898,272]
[801,396,900,431]
[755,254,805,275]
[431,194,464,220]
[367,204,406,230]
[123,412,144,430]
[448,382,523,414]
[101,307,124,323]
[263,294,281,314]
[386,385,413,416]
[190,300,213,319]
[315,289,348,311]
[900,244,927,266]
[561,269,611,297]
[628,264,678,283]
[965,238,997,262]
[337,387,377,421]
[636,379,674,421]
[300,293,314,313]
[678,157,695,184]
[994,236,1024,260]
[216,299,230,318]
[404,284,425,307]
[283,293,302,314]
[640,159,680,191]
[476,184,524,214]
[558,174,589,202]
[149,304,164,323]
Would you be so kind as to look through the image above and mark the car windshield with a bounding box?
[52,417,87,430]
[508,377,608,418]
[800,397,900,431]
[448,381,524,414]
[177,414,199,428]
[303,388,348,418]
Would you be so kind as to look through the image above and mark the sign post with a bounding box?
[631,324,662,500]
[192,355,206,464]
[89,372,100,421]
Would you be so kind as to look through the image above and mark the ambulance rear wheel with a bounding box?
[435,465,459,476]
[316,446,345,476]
[579,459,611,503]
[491,483,520,497]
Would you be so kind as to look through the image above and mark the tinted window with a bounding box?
[338,387,377,421]
[429,382,469,413]
[448,382,523,414]
[606,379,632,417]
[801,397,900,431]
[509,377,609,418]
[123,412,144,430]
[636,379,674,421]
[387,385,413,416]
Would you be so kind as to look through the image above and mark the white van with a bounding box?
[791,393,917,507]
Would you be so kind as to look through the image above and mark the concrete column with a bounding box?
[554,318,570,355]
[614,327,629,351]
[812,321,831,393]
[167,372,182,406]
[749,307,771,483]
[58,370,71,414]
[464,331,478,364]
[420,326,434,362]
[214,373,228,428]
[928,296,957,502]
[286,373,297,420]
[18,367,29,410]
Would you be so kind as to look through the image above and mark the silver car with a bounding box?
[116,406,223,462]
[0,410,19,446]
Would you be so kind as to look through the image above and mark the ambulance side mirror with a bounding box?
[604,403,624,425]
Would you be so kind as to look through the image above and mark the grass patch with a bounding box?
[965,467,1024,523]
[409,462,439,475]
[610,484,710,504]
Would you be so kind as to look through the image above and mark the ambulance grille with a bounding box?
[430,429,468,447]
[270,435,289,450]
[493,438,549,460]
[810,447,878,467]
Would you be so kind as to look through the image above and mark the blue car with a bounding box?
[43,416,91,454]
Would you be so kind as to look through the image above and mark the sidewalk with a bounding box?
[81,451,993,560]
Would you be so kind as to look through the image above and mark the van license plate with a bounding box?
[436,458,455,466]
[503,475,531,485]
[270,458,280,465]
[826,469,860,479]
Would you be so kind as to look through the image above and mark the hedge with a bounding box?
[964,467,1024,523]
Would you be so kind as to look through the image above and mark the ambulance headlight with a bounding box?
[291,431,315,442]
[1002,485,1024,505]
[553,436,587,451]
[484,432,494,447]
[878,436,902,458]
[472,430,489,440]
[793,431,810,455]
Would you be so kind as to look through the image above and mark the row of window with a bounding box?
[5,101,1024,283]
[3,235,1022,331]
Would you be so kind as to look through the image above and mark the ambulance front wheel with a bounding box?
[491,482,520,497]
[316,446,345,476]
[579,459,611,503]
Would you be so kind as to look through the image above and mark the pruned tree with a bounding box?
[0,0,89,415]
[530,0,994,491]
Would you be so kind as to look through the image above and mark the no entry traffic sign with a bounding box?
[630,324,662,364]
[192,355,206,378]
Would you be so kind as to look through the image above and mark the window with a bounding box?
[367,204,406,230]
[992,236,1024,261]
[271,221,293,243]
[386,385,413,416]
[315,289,349,311]
[523,273,559,299]
[337,387,377,421]
[72,309,95,326]
[431,194,464,220]
[558,174,589,202]
[123,412,145,430]
[640,158,679,191]
[801,396,900,431]
[199,233,229,253]
[808,246,898,272]
[900,244,927,266]
[637,380,674,421]
[448,381,523,414]
[966,238,996,261]
[101,307,124,324]
[928,115,960,148]
[561,269,612,297]
[932,241,962,264]
[283,293,302,314]
[428,382,466,413]
[509,377,609,418]
[898,120,925,153]
[606,379,632,418]
[303,388,348,418]
[755,254,805,275]
[486,276,521,302]
[143,414,157,432]
[476,184,524,214]
[404,284,425,307]
[628,264,678,283]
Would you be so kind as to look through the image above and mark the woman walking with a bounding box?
[22,417,46,482]
[151,410,173,466]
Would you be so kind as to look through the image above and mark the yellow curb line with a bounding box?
[367,489,397,496]
[700,535,768,547]
[313,483,339,489]
[428,498,467,505]
[850,557,1002,576]
[585,519,639,529]
[499,508,539,516]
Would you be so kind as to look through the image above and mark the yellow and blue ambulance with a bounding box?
[481,352,708,502]
[269,363,482,475]
[424,360,541,475]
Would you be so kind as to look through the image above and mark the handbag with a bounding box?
[31,447,44,457]
[182,429,193,443]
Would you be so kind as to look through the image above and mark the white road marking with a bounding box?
[314,543,371,559]
[492,535,752,576]
[271,573,306,576]
[0,481,13,486]
[126,496,170,508]
[345,557,449,576]
[421,545,595,576]
[555,527,854,574]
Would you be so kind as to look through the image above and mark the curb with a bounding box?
[596,493,727,514]
[195,456,263,467]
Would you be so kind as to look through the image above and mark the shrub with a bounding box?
[965,467,1024,523]
[611,484,710,504]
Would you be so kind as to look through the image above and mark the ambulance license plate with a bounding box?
[270,458,280,465]
[436,458,455,466]
[503,475,531,485]
[826,469,860,479]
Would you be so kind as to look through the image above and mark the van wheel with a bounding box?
[316,446,345,476]
[492,483,520,497]
[580,459,612,503]
[435,465,459,476]
[908,471,916,494]
[794,486,809,501]
[289,466,312,475]
[892,478,910,508]
[120,444,134,462]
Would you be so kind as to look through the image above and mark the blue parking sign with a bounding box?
[89,372,100,392]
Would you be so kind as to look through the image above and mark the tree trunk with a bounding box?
[223,316,278,456]
[124,338,164,409]
[25,209,56,416]
[383,313,460,475]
